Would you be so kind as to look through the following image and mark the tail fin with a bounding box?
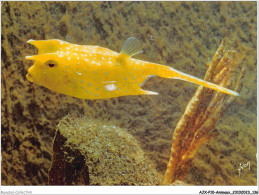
[159,66,240,96]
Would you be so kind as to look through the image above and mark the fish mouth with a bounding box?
[26,73,33,82]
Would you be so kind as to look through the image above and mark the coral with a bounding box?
[49,114,162,185]
[163,40,245,184]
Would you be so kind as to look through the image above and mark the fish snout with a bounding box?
[26,73,33,82]
[26,67,34,82]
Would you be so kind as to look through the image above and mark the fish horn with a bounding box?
[25,55,37,60]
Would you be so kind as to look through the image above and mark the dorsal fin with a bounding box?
[120,37,143,57]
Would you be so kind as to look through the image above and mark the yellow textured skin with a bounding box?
[26,39,239,99]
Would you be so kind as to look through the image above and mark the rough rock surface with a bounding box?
[49,114,161,185]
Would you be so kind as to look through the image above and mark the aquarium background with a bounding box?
[1,1,257,185]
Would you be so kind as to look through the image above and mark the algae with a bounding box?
[50,114,161,185]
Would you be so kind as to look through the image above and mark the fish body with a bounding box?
[26,38,239,99]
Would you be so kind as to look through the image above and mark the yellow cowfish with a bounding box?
[26,37,239,99]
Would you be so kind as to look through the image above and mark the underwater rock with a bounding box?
[49,114,162,185]
[49,129,89,185]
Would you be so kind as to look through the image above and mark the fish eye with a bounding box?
[45,60,57,68]
[48,63,55,67]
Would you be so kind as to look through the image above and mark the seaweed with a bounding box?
[163,40,245,184]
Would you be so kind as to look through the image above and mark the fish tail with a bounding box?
[158,65,240,97]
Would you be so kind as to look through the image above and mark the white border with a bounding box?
[1,186,259,195]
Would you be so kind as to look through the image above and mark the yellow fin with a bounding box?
[170,69,240,96]
[120,37,143,57]
[141,89,159,95]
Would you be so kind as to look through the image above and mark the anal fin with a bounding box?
[140,89,159,95]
